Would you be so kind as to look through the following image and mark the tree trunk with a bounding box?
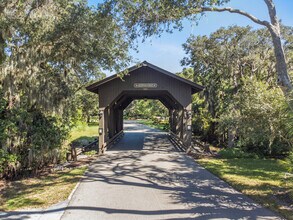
[200,1,293,107]
[0,33,5,64]
[227,127,235,148]
[269,26,292,93]
[264,0,293,108]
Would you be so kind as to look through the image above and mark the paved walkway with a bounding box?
[61,121,281,220]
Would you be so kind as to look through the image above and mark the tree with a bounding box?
[180,25,293,156]
[1,0,130,110]
[0,0,131,177]
[104,0,292,106]
[125,99,168,119]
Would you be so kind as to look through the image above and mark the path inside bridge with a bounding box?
[61,121,280,220]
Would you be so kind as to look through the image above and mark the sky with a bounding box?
[88,0,293,75]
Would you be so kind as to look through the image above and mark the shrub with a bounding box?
[217,78,293,157]
[0,106,70,178]
[0,149,18,177]
[219,148,259,159]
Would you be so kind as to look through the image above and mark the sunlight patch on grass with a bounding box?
[0,166,87,211]
[68,123,99,143]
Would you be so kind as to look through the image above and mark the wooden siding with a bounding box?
[99,66,192,108]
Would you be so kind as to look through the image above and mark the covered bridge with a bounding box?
[86,61,204,153]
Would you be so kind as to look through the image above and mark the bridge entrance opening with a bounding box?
[86,61,204,154]
[123,99,169,131]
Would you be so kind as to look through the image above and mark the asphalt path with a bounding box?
[61,120,281,220]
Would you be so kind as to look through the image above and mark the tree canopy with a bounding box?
[180,25,293,156]
[0,0,131,178]
[0,0,292,179]
[103,0,293,106]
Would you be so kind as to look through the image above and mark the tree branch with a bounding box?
[263,0,278,26]
[195,7,271,28]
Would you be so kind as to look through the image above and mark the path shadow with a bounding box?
[1,121,282,220]
[74,121,281,219]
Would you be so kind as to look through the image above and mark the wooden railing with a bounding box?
[168,132,210,155]
[192,138,210,153]
[168,131,187,152]
[104,130,124,150]
[69,139,98,161]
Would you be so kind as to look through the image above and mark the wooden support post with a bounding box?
[183,103,192,148]
[177,108,184,140]
[108,107,115,138]
[170,109,176,133]
[99,107,106,154]
[173,109,178,136]
[118,109,124,131]
[168,109,172,132]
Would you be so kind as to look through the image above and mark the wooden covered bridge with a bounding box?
[86,61,204,153]
[60,62,280,220]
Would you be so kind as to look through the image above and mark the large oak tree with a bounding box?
[0,0,131,176]
[103,0,292,104]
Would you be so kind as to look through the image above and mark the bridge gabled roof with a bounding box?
[86,61,204,94]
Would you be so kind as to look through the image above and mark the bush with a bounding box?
[0,106,70,178]
[219,148,259,159]
[0,149,18,178]
[217,78,293,157]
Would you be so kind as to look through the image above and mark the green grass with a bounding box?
[0,166,87,211]
[138,119,169,131]
[197,158,293,219]
[69,122,99,144]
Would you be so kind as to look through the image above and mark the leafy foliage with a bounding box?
[124,100,170,130]
[286,152,293,172]
[0,0,130,178]
[218,148,259,159]
[104,0,293,106]
[102,0,231,39]
[0,149,18,175]
[181,25,293,157]
[124,100,168,120]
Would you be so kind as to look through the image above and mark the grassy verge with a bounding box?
[69,122,99,143]
[0,166,87,211]
[197,158,293,219]
[138,119,169,131]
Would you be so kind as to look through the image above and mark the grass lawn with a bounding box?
[0,166,87,211]
[68,122,99,143]
[197,158,293,219]
[138,119,169,131]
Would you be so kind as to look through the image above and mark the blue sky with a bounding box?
[88,0,293,75]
